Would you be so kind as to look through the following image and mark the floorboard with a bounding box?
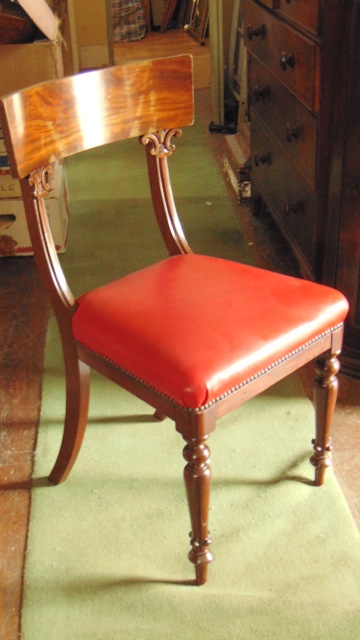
[0,259,50,640]
[113,29,211,88]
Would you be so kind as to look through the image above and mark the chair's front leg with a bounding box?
[311,352,340,486]
[183,435,212,585]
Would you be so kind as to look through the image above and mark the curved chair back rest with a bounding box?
[0,55,194,179]
[0,55,194,315]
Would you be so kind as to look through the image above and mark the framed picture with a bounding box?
[185,0,209,45]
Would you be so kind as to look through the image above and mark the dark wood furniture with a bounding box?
[245,0,360,377]
[322,0,360,378]
[0,55,349,585]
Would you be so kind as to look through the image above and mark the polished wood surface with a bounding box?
[251,0,319,35]
[246,0,360,376]
[183,436,212,586]
[245,0,318,110]
[251,113,316,270]
[1,55,194,180]
[311,355,340,485]
[246,0,324,280]
[274,0,320,36]
[250,55,317,189]
[0,56,348,586]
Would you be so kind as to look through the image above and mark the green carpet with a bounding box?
[22,116,360,639]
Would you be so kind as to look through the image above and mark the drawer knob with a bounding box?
[280,52,295,70]
[286,123,300,141]
[247,24,266,40]
[284,199,301,215]
[253,85,271,101]
[254,152,272,167]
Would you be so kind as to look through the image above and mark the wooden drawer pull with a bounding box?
[247,24,266,40]
[283,199,302,214]
[280,52,295,70]
[253,85,271,101]
[286,123,300,141]
[254,152,272,166]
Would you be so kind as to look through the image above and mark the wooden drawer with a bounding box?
[257,0,274,8]
[255,0,320,36]
[276,0,320,36]
[251,114,316,270]
[249,56,317,188]
[244,0,319,110]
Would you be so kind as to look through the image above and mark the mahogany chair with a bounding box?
[0,55,349,585]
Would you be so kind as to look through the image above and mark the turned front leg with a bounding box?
[311,353,340,486]
[183,436,212,585]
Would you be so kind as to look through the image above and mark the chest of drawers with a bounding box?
[245,0,360,376]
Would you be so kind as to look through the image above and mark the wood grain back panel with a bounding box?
[0,54,194,179]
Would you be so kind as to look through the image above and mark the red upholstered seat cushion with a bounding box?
[72,254,349,409]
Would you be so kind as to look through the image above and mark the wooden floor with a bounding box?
[1,32,360,640]
[0,259,50,640]
[113,28,211,88]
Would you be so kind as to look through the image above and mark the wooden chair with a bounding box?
[0,55,349,585]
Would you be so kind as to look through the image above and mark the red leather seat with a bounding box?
[73,254,348,409]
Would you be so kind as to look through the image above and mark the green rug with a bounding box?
[22,116,360,639]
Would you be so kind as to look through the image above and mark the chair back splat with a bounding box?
[0,55,349,586]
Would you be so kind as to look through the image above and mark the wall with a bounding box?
[69,0,113,70]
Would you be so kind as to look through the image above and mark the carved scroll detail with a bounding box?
[28,165,53,199]
[140,128,182,158]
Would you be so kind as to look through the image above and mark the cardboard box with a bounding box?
[0,163,70,257]
[0,40,63,96]
[0,8,67,257]
[0,125,20,197]
[0,170,20,198]
[0,39,63,198]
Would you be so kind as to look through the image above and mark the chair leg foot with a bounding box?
[195,563,208,586]
[311,353,340,486]
[312,460,332,487]
[183,436,213,586]
[153,410,166,421]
